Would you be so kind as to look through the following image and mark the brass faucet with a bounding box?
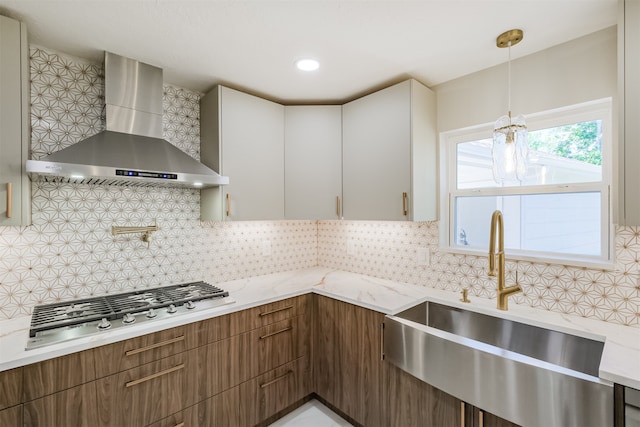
[488,210,521,310]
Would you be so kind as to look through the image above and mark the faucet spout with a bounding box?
[488,210,521,310]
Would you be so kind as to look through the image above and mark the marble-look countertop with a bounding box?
[1,267,639,390]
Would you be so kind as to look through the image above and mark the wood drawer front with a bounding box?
[232,295,309,334]
[94,325,187,378]
[96,353,186,427]
[185,311,232,348]
[183,386,241,427]
[0,405,22,427]
[146,411,184,427]
[251,316,307,377]
[184,335,252,406]
[0,366,22,410]
[23,349,96,401]
[24,382,98,427]
[241,356,311,426]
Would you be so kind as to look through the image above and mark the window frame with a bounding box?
[439,98,614,267]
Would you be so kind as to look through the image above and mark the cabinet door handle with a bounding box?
[259,326,292,340]
[125,335,185,356]
[380,322,384,361]
[125,363,184,388]
[175,423,185,427]
[259,305,293,317]
[226,193,231,217]
[478,409,484,427]
[259,370,293,389]
[6,182,12,218]
[460,402,465,427]
[402,192,408,216]
[336,196,341,218]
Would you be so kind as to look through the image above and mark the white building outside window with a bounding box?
[441,98,612,264]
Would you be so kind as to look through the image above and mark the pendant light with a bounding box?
[492,29,528,184]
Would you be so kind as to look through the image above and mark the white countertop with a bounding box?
[1,267,639,389]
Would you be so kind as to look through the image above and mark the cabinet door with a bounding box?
[313,295,385,426]
[343,81,412,220]
[0,15,29,226]
[475,407,521,427]
[621,0,640,225]
[201,86,284,220]
[386,362,463,427]
[284,105,343,219]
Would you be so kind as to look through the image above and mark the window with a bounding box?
[442,98,612,263]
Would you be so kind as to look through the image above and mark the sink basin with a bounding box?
[384,301,613,427]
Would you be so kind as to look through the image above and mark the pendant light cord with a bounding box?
[507,40,512,119]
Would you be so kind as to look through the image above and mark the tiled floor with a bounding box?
[268,400,353,427]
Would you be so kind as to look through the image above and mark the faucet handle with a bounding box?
[460,288,471,303]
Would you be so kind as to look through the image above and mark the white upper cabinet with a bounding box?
[284,106,342,220]
[342,79,437,221]
[200,86,285,221]
[620,0,640,225]
[0,15,30,226]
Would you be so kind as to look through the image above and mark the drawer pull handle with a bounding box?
[226,193,231,217]
[259,326,292,340]
[6,182,12,218]
[336,196,341,218]
[258,305,293,317]
[260,370,293,389]
[125,363,184,388]
[125,335,185,356]
[402,192,408,216]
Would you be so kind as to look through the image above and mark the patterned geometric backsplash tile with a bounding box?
[0,46,318,319]
[0,46,638,328]
[317,221,640,327]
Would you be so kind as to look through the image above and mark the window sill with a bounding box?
[436,246,617,271]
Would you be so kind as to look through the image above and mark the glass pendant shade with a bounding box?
[492,29,528,185]
[492,113,528,183]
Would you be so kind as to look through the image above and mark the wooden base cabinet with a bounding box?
[313,295,385,427]
[17,295,311,427]
[386,362,519,427]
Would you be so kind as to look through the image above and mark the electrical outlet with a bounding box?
[416,247,430,266]
[262,240,271,257]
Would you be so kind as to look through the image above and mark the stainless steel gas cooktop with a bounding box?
[26,281,235,350]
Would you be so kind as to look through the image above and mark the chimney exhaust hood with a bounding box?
[26,52,229,188]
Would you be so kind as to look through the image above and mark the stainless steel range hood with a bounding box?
[26,52,229,188]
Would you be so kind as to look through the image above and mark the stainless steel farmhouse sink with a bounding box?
[384,301,613,427]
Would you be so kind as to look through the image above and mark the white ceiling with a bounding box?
[0,0,618,104]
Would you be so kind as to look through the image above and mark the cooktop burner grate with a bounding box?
[29,281,229,337]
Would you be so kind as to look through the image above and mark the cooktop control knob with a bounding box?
[185,301,196,310]
[146,308,157,319]
[122,313,136,324]
[97,318,111,330]
[167,304,177,314]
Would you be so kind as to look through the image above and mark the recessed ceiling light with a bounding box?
[296,59,319,71]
